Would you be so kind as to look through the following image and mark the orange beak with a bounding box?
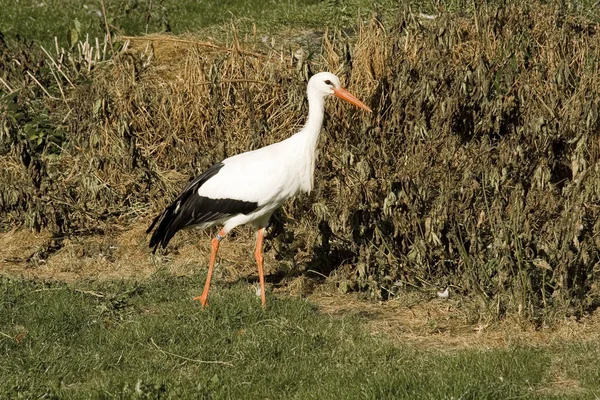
[333,87,372,112]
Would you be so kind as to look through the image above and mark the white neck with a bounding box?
[293,90,326,192]
[301,90,326,144]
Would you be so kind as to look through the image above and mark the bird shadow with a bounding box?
[231,218,357,291]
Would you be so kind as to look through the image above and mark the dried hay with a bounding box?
[0,223,277,285]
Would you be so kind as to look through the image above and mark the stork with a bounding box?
[147,72,371,307]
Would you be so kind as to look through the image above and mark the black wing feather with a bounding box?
[147,163,259,253]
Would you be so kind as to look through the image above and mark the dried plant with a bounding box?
[2,3,600,320]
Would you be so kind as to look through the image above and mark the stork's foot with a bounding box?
[193,295,209,307]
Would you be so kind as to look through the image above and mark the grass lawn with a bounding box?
[1,274,599,399]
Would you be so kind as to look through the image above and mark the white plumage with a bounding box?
[147,72,371,307]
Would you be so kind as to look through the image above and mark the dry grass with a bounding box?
[539,360,587,397]
[311,291,600,351]
[0,223,275,284]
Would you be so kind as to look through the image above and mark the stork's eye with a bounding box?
[324,79,332,85]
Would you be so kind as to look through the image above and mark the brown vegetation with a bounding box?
[2,2,600,321]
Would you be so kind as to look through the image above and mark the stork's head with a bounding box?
[308,72,372,112]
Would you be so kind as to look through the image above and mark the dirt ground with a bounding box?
[2,225,599,352]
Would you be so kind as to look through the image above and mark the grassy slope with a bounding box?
[0,0,398,49]
[1,275,599,399]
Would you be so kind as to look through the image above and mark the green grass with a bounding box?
[0,0,399,49]
[1,274,599,399]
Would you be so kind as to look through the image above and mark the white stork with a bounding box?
[147,72,371,307]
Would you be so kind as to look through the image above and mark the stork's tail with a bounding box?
[147,205,178,254]
[146,163,226,253]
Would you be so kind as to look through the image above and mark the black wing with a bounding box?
[147,163,258,253]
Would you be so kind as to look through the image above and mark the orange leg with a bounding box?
[254,227,267,307]
[193,229,225,307]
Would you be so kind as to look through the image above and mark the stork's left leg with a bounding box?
[254,227,267,307]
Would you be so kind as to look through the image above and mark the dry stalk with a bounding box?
[40,45,75,87]
[100,0,116,60]
[25,71,58,99]
[0,77,14,92]
[150,338,234,366]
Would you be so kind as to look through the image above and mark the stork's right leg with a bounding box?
[254,227,267,307]
[194,229,225,307]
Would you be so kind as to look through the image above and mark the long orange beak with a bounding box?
[333,87,372,112]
